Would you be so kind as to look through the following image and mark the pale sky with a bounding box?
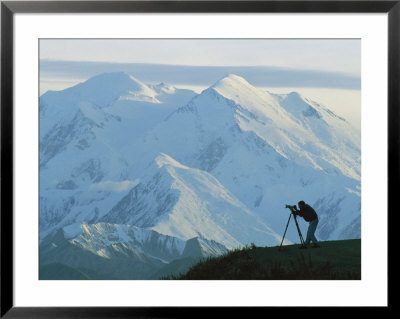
[40,39,361,76]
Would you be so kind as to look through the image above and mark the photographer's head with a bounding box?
[298,200,306,209]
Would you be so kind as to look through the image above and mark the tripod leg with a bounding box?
[279,214,292,250]
[293,216,306,247]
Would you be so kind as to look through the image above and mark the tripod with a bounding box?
[279,207,306,250]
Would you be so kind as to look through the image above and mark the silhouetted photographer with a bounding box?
[293,201,320,248]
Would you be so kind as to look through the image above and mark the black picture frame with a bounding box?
[1,0,396,317]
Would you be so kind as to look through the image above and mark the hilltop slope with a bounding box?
[167,239,361,280]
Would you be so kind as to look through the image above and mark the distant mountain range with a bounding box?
[39,72,360,279]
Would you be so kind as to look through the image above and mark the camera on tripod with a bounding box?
[279,204,306,250]
[285,204,297,212]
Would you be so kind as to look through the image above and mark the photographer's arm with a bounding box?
[293,207,302,216]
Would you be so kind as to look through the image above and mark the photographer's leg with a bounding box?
[306,219,318,245]
[310,219,319,244]
[305,223,312,246]
[308,219,320,247]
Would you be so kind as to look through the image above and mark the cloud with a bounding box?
[40,60,361,92]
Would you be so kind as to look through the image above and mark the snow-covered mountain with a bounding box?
[134,74,359,179]
[123,74,361,240]
[63,222,186,262]
[39,72,197,239]
[100,153,282,248]
[40,221,228,279]
[40,223,179,279]
[39,72,361,279]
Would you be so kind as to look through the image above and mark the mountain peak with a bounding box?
[284,91,307,104]
[208,73,274,105]
[59,72,160,106]
[155,153,187,169]
[151,82,176,94]
[222,73,248,82]
[90,71,134,81]
[278,91,322,120]
[79,72,145,91]
[211,74,252,90]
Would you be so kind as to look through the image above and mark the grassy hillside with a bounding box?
[150,256,200,280]
[162,239,361,280]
